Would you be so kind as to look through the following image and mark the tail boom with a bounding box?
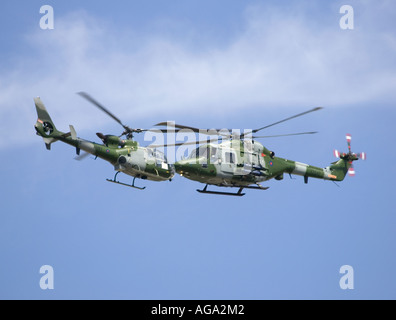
[288,160,350,182]
[269,158,352,183]
[34,97,127,164]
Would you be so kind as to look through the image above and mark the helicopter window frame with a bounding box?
[198,145,210,159]
[146,149,154,158]
[210,146,218,162]
[225,151,235,164]
[154,150,166,161]
[188,147,199,159]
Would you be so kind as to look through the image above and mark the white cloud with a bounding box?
[0,3,395,148]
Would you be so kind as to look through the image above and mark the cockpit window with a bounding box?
[189,147,199,159]
[244,140,253,152]
[199,146,209,158]
[210,147,218,158]
[154,150,166,161]
[189,146,211,159]
[147,149,167,162]
[225,152,235,164]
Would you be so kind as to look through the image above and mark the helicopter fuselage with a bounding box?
[174,140,349,188]
[34,97,174,183]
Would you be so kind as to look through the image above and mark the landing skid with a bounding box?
[196,184,269,196]
[106,172,146,190]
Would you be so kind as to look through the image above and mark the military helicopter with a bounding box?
[34,93,175,189]
[153,108,366,196]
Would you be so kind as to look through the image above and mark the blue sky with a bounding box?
[1,0,395,300]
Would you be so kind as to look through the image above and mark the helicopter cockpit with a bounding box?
[146,148,173,171]
[189,145,219,163]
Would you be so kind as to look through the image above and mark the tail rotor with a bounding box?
[333,134,366,177]
[358,152,367,161]
[348,164,356,177]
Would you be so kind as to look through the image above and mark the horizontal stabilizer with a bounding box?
[69,125,77,140]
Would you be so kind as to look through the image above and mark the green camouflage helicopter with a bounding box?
[154,108,366,196]
[34,93,175,189]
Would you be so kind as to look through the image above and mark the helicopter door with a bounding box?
[220,149,236,174]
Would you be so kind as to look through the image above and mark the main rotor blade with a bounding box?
[252,131,318,139]
[149,138,220,148]
[155,122,228,136]
[155,122,200,132]
[77,92,128,130]
[147,128,182,134]
[243,107,323,137]
[155,107,322,139]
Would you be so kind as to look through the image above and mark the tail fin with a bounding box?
[34,97,61,150]
[329,159,352,181]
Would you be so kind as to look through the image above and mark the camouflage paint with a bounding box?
[174,139,355,188]
[34,97,174,183]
